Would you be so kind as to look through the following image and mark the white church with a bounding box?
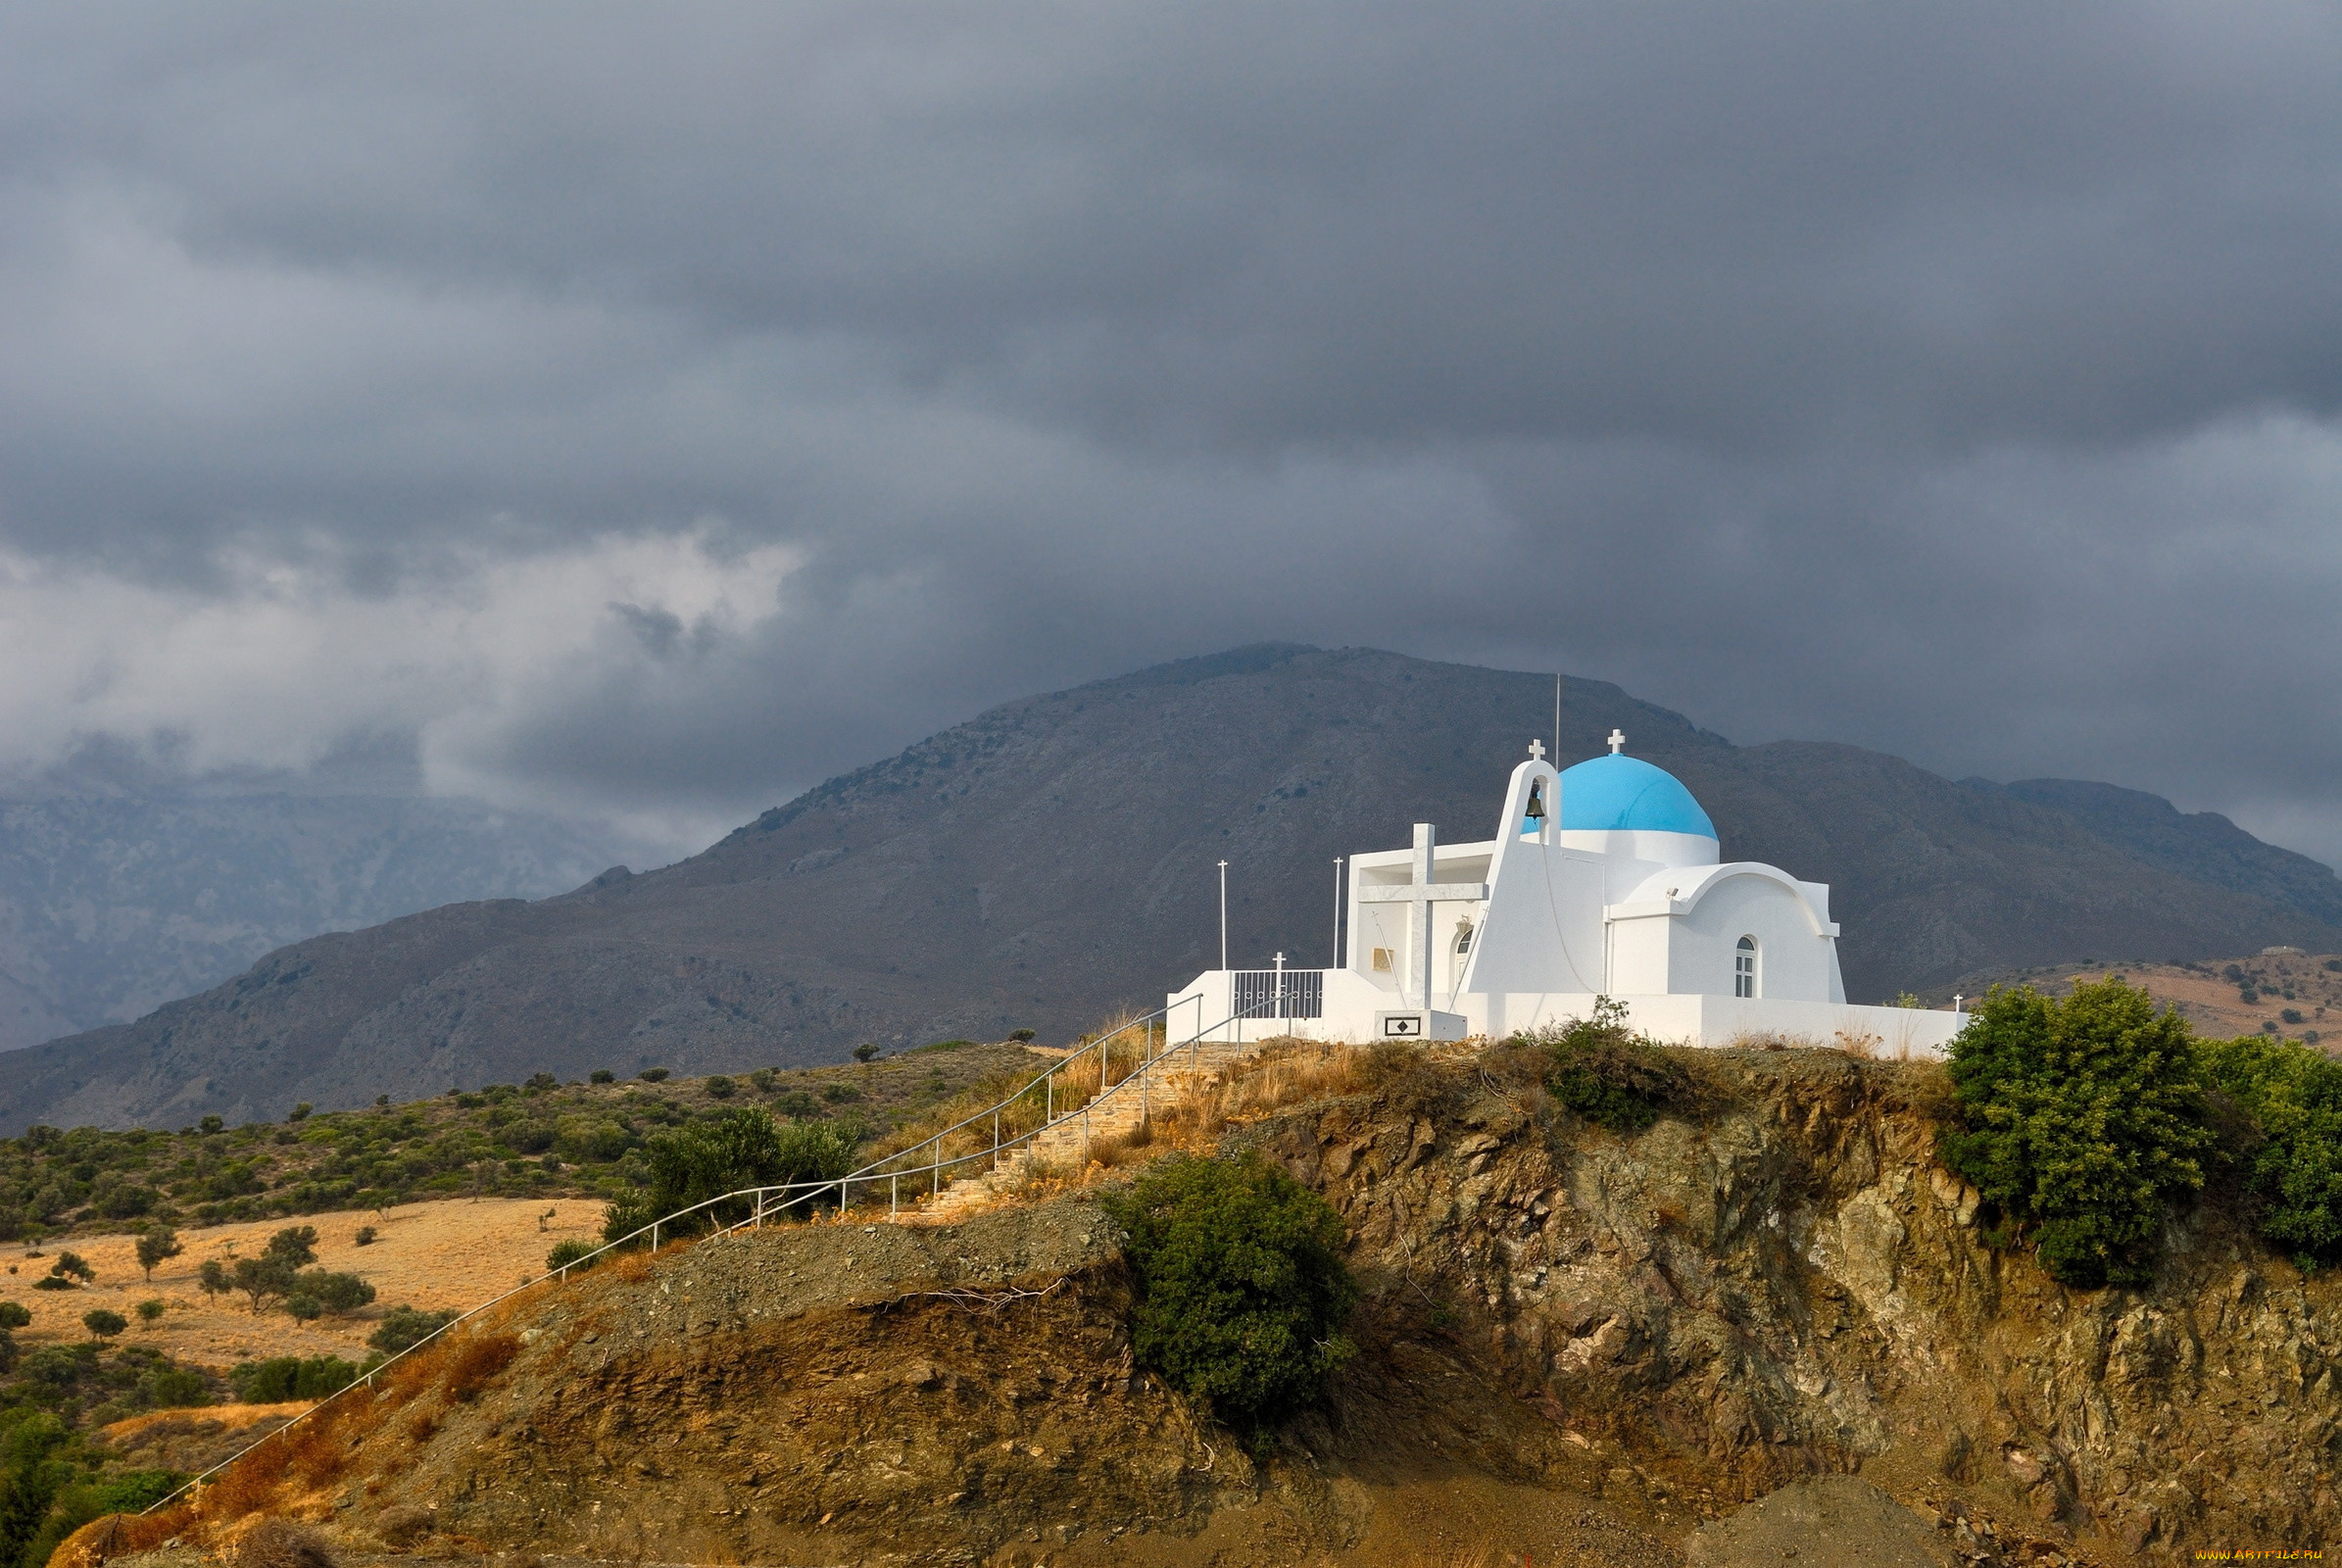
[1168,735,1966,1057]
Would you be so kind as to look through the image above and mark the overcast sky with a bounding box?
[4,3,2341,866]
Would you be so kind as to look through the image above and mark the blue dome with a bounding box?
[1557,755,1717,839]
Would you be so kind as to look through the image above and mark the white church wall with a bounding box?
[1166,966,1393,1044]
[1666,867,1841,1004]
[1457,841,1610,998]
[1167,970,1963,1055]
[1604,912,1675,995]
[1665,996,1962,1056]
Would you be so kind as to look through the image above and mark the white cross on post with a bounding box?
[1528,738,1545,760]
[1355,823,1490,1011]
[1608,728,1626,755]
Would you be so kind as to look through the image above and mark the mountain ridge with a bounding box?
[0,793,618,1052]
[3,644,2334,1130]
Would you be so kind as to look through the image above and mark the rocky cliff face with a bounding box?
[1242,1047,2338,1558]
[94,1045,2335,1567]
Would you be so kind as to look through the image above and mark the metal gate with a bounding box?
[1232,968,1324,1019]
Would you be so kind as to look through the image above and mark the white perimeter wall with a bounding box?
[1168,969,1964,1057]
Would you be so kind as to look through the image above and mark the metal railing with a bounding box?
[1232,966,1323,1019]
[142,988,1303,1518]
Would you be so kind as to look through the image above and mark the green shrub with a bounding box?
[546,1238,598,1273]
[265,1226,318,1267]
[134,1224,182,1282]
[2200,1034,2342,1267]
[853,1043,881,1062]
[555,1115,631,1163]
[705,1075,736,1100]
[290,1269,375,1315]
[602,1109,860,1243]
[367,1306,458,1359]
[80,1309,125,1342]
[136,1365,209,1408]
[1103,1153,1356,1435]
[590,1069,615,1085]
[228,1254,297,1313]
[97,1470,181,1511]
[1940,978,2215,1289]
[0,1302,28,1331]
[24,1345,91,1391]
[820,1082,862,1103]
[1515,998,1683,1132]
[638,1068,670,1083]
[748,1067,778,1092]
[228,1354,361,1403]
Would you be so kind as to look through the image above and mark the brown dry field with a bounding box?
[11,1198,603,1371]
[2019,950,2342,1045]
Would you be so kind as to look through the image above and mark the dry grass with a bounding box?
[235,1518,336,1568]
[863,1014,1170,1177]
[101,1402,308,1445]
[48,1507,191,1568]
[370,1505,431,1549]
[1143,1037,1383,1152]
[6,1197,601,1374]
[440,1330,522,1402]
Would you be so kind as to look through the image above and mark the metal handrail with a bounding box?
[847,1001,1179,1182]
[701,994,1288,1231]
[141,992,1293,1518]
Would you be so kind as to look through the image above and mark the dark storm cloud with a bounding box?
[2,2,2340,863]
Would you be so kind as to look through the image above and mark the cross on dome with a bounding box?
[1608,728,1626,755]
[1528,738,1545,760]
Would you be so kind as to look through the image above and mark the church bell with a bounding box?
[1525,784,1546,821]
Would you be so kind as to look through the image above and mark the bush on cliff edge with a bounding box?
[1940,976,2214,1289]
[1103,1153,1355,1437]
[1513,997,1684,1133]
[2198,1034,2342,1269]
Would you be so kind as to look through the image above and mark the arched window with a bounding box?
[1734,936,1758,999]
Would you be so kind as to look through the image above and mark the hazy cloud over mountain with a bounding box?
[4,3,2339,862]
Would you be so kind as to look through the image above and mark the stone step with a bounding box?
[911,1039,1274,1218]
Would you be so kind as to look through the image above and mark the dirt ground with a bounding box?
[12,1198,603,1369]
[1973,952,2342,1045]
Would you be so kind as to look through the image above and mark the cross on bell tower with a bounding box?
[1528,738,1545,761]
[1608,728,1626,755]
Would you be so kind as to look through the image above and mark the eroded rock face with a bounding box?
[356,1202,1247,1568]
[1244,1049,2341,1560]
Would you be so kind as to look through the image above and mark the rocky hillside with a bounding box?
[9,644,2338,1131]
[87,1041,2336,1565]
